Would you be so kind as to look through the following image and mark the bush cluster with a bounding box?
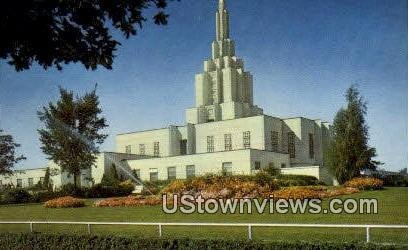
[56,180,134,199]
[141,180,172,195]
[161,174,280,199]
[376,174,408,187]
[0,180,134,205]
[1,189,32,204]
[271,186,359,200]
[94,195,162,207]
[44,196,85,208]
[0,233,400,250]
[276,174,324,187]
[344,177,384,190]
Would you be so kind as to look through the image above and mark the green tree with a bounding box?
[42,167,52,191]
[101,164,121,187]
[263,162,281,176]
[1,0,177,71]
[326,85,380,183]
[0,130,26,174]
[38,86,108,187]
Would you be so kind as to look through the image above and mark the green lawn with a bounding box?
[0,187,407,244]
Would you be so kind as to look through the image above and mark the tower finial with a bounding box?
[216,0,229,41]
[219,0,226,10]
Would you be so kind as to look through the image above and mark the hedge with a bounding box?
[0,233,404,250]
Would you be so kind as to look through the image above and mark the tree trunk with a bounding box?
[73,173,81,188]
[73,173,77,188]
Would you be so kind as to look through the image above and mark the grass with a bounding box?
[0,187,407,244]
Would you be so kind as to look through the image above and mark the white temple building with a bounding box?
[113,0,334,184]
[0,0,334,189]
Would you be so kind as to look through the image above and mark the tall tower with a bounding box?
[186,0,263,124]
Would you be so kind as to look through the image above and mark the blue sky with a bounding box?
[0,0,406,171]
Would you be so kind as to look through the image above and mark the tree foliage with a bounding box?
[326,85,381,184]
[0,130,26,174]
[1,0,177,71]
[38,86,108,187]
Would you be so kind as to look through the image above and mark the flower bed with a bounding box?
[271,186,359,200]
[93,195,162,207]
[161,175,277,199]
[43,196,85,208]
[344,177,383,190]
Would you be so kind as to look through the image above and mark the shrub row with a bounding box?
[344,177,384,190]
[271,186,359,200]
[94,195,162,207]
[375,174,408,187]
[0,233,403,250]
[44,196,85,208]
[0,180,134,205]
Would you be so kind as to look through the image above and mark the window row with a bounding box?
[125,142,160,157]
[286,132,314,159]
[135,165,197,182]
[206,131,251,153]
[8,177,45,188]
[252,161,287,171]
[137,163,236,182]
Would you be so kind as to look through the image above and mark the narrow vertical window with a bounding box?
[167,167,176,180]
[180,139,187,155]
[288,132,296,158]
[149,168,158,181]
[28,178,33,187]
[309,133,314,159]
[254,161,261,170]
[243,131,251,149]
[271,131,279,152]
[139,144,145,155]
[17,179,22,188]
[222,162,233,176]
[186,165,195,179]
[207,136,214,152]
[224,134,232,151]
[125,145,131,154]
[154,142,160,157]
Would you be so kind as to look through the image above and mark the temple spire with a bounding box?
[219,0,226,10]
[216,0,229,41]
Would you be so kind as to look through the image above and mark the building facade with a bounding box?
[114,0,334,184]
[0,0,335,189]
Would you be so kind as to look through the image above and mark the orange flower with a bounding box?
[344,177,383,190]
[93,195,162,207]
[44,196,85,208]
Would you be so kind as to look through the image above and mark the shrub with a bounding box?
[162,174,279,199]
[142,180,172,195]
[344,177,383,190]
[44,196,85,208]
[271,186,359,200]
[56,180,134,199]
[276,174,323,186]
[377,174,408,187]
[30,190,59,203]
[2,189,32,204]
[263,163,281,176]
[57,183,84,197]
[94,195,162,207]
[253,171,278,188]
[272,186,326,200]
[0,233,397,249]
